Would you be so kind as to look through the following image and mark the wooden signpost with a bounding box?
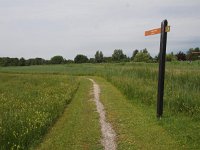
[145,20,170,118]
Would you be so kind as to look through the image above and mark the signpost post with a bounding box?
[145,19,170,118]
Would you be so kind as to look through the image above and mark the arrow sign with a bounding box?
[145,26,170,36]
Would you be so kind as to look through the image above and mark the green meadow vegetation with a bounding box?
[37,78,102,150]
[1,62,199,118]
[0,73,79,149]
[94,77,181,149]
[0,61,199,149]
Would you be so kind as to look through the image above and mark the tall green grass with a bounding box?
[0,73,79,149]
[0,62,199,148]
[0,62,199,118]
[0,62,199,117]
[102,62,200,119]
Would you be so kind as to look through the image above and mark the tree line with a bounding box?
[0,47,199,66]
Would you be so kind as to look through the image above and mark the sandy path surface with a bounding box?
[89,79,117,150]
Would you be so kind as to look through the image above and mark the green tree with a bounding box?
[103,57,112,63]
[6,58,19,66]
[35,58,45,65]
[89,58,95,63]
[134,51,151,62]
[142,48,148,53]
[176,51,186,61]
[0,57,10,66]
[95,51,104,63]
[131,49,139,60]
[74,54,88,63]
[166,52,177,61]
[50,56,64,64]
[112,49,126,62]
[153,53,159,62]
[19,57,26,66]
[100,51,103,62]
[0,58,3,66]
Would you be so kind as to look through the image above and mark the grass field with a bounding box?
[1,62,199,117]
[0,61,199,149]
[36,78,102,150]
[94,77,181,149]
[94,77,200,149]
[0,73,79,149]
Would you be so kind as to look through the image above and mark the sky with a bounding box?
[0,0,200,60]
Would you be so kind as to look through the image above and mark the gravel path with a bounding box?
[89,79,117,150]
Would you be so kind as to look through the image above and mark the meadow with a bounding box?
[0,61,200,149]
[0,73,79,149]
[1,62,199,117]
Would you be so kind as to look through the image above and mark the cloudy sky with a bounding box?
[0,0,200,59]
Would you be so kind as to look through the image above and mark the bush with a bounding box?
[50,56,64,64]
[134,51,151,62]
[74,54,88,63]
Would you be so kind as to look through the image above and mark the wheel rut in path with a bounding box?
[89,79,117,150]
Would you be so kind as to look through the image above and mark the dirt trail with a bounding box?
[89,79,117,150]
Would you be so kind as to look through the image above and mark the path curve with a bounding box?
[89,79,117,150]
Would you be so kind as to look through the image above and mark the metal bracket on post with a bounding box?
[157,20,168,118]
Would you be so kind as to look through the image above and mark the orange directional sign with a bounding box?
[145,26,170,36]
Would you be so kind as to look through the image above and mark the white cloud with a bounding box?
[0,0,200,59]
